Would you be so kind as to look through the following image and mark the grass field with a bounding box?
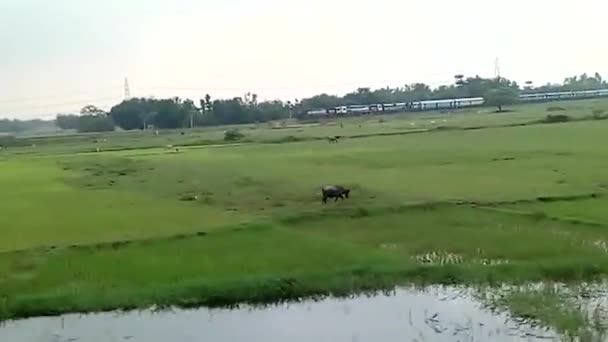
[3,98,608,338]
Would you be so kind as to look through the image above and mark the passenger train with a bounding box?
[306,88,608,116]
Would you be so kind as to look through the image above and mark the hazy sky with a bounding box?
[0,0,606,119]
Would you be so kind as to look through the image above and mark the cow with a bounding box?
[321,185,351,203]
[327,136,341,143]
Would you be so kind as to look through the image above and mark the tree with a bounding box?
[56,114,80,130]
[0,119,53,134]
[153,99,190,129]
[77,114,115,133]
[454,74,465,86]
[205,94,212,112]
[300,94,342,111]
[109,98,149,130]
[141,111,157,130]
[483,87,519,112]
[77,105,115,132]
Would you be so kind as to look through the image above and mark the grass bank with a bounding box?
[4,204,608,321]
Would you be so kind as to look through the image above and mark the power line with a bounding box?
[0,96,121,112]
[132,72,467,92]
[0,83,123,104]
[134,79,460,94]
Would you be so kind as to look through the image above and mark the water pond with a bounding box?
[0,286,558,342]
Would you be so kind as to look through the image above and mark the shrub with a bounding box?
[546,106,566,112]
[592,109,606,119]
[224,129,244,141]
[273,135,301,143]
[543,114,570,123]
[0,135,29,147]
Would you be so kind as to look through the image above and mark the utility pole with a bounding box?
[494,57,501,81]
[124,78,131,100]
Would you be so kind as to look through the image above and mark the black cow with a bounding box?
[321,185,350,203]
[327,136,341,143]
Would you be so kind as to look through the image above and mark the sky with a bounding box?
[0,0,606,119]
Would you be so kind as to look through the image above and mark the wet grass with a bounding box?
[491,285,608,341]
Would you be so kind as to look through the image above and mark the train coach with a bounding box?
[305,88,608,117]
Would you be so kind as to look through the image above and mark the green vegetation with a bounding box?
[3,98,608,340]
[483,86,519,112]
[2,72,607,135]
[490,285,608,341]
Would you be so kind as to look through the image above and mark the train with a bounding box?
[306,88,608,116]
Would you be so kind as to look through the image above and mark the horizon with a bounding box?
[0,69,595,121]
[1,0,606,120]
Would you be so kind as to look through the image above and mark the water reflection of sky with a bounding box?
[0,286,558,342]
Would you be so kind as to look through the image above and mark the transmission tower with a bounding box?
[494,57,501,80]
[124,78,131,100]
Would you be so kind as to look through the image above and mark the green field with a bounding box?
[3,99,608,337]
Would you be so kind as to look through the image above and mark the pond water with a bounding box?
[0,286,558,342]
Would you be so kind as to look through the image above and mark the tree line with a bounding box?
[2,72,606,134]
[0,118,56,135]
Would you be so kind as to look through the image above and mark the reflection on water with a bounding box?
[0,286,558,342]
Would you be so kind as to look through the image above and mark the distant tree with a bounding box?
[80,105,106,115]
[204,94,212,112]
[153,98,190,129]
[141,111,157,130]
[300,94,342,110]
[594,72,603,84]
[454,74,465,86]
[109,98,149,130]
[259,100,288,121]
[0,119,54,134]
[483,87,520,112]
[211,97,250,124]
[372,87,396,103]
[56,114,80,130]
[77,115,115,133]
[77,105,115,132]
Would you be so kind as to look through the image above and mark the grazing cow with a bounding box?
[327,136,340,143]
[321,185,351,203]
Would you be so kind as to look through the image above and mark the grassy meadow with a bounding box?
[3,98,608,337]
